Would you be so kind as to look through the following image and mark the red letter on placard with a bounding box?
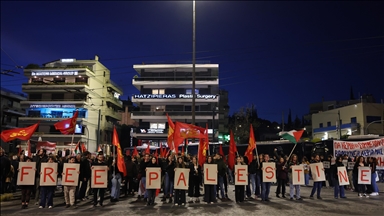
[149,172,159,186]
[237,168,246,182]
[206,168,215,182]
[338,170,348,183]
[360,170,369,182]
[20,167,32,182]
[294,169,302,182]
[43,167,55,183]
[265,167,274,179]
[94,169,104,185]
[315,165,320,177]
[177,172,186,186]
[65,167,75,183]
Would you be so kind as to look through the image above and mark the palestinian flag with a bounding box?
[279,130,304,144]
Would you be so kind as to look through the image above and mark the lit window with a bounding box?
[186,89,199,94]
[152,89,165,94]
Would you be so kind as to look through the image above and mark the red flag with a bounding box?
[228,130,236,170]
[145,144,150,154]
[132,146,138,157]
[97,145,102,153]
[112,126,127,177]
[156,189,160,197]
[27,140,31,157]
[166,113,175,151]
[244,124,256,165]
[1,122,39,142]
[173,122,205,154]
[197,124,209,166]
[126,149,131,156]
[81,143,87,152]
[219,144,226,163]
[160,144,164,158]
[181,145,185,155]
[54,111,78,135]
[155,148,159,158]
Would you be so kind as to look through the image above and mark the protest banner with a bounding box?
[146,168,161,189]
[40,163,57,186]
[91,166,108,188]
[62,163,80,186]
[174,168,189,190]
[262,162,276,183]
[310,163,326,182]
[234,165,248,185]
[17,162,36,185]
[204,164,218,185]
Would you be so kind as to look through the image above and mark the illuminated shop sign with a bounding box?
[31,71,79,76]
[30,104,76,108]
[138,128,165,134]
[61,59,76,63]
[133,94,218,100]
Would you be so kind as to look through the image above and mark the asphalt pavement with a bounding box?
[1,182,384,216]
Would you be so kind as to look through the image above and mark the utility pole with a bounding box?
[191,0,196,126]
[338,110,342,139]
[96,109,101,151]
[282,111,285,131]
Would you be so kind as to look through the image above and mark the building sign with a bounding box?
[30,104,76,108]
[31,71,79,76]
[114,92,120,99]
[61,59,76,63]
[133,94,218,100]
[137,128,165,134]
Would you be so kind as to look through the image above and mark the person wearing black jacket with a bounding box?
[110,156,123,202]
[174,156,187,206]
[162,155,175,203]
[139,154,150,202]
[78,151,91,200]
[204,156,217,204]
[91,154,109,207]
[34,149,48,205]
[188,156,201,203]
[215,154,227,200]
[247,155,258,199]
[123,155,137,197]
[146,156,160,206]
[331,156,346,199]
[276,157,288,198]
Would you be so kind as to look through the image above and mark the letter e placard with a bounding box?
[235,165,248,185]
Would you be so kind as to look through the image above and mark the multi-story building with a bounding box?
[19,56,123,152]
[0,87,27,153]
[130,62,228,147]
[312,102,384,140]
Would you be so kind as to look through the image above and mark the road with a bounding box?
[1,182,384,216]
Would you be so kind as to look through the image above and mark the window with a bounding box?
[151,105,165,111]
[327,122,331,127]
[351,117,357,123]
[319,123,323,128]
[185,106,200,111]
[186,89,199,94]
[53,77,65,83]
[150,123,166,129]
[28,110,41,117]
[31,77,44,83]
[51,111,63,118]
[75,77,88,84]
[52,93,64,100]
[152,89,165,94]
[29,94,42,100]
[366,116,382,123]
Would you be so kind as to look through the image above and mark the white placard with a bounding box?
[310,163,326,182]
[347,162,354,170]
[91,166,108,188]
[174,168,190,190]
[291,165,305,185]
[146,167,161,189]
[358,167,371,185]
[40,163,58,186]
[62,163,80,186]
[322,161,330,169]
[204,164,218,185]
[17,162,36,185]
[262,162,276,183]
[337,167,350,186]
[235,165,248,185]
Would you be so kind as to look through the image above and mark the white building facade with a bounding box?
[20,56,123,152]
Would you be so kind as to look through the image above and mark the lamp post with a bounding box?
[365,120,384,135]
[191,0,196,126]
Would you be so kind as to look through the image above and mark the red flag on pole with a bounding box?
[126,149,130,156]
[132,146,138,157]
[145,144,150,154]
[112,126,127,177]
[219,144,226,163]
[173,122,205,154]
[166,113,175,151]
[27,140,31,157]
[1,122,39,142]
[197,124,209,166]
[228,130,236,170]
[54,111,78,135]
[244,124,256,165]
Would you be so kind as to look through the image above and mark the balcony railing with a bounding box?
[132,111,215,116]
[27,66,94,72]
[23,82,88,86]
[133,76,217,81]
[106,80,123,93]
[26,99,86,101]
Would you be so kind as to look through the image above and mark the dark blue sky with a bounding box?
[1,1,383,122]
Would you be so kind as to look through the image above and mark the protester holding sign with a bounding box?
[354,156,369,198]
[275,157,288,198]
[34,149,48,205]
[19,157,35,209]
[174,157,186,206]
[139,154,151,203]
[204,156,217,204]
[309,154,325,199]
[188,156,201,203]
[91,154,109,207]
[162,155,175,203]
[39,156,57,209]
[368,157,379,196]
[301,157,310,186]
[288,154,302,201]
[331,156,347,199]
[261,154,275,202]
[145,156,161,206]
[234,156,246,203]
[62,157,79,208]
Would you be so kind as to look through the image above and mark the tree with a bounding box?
[287,109,292,130]
[228,105,260,143]
[25,64,40,69]
[294,115,301,129]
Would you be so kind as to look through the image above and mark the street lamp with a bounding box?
[365,120,384,135]
[191,0,196,126]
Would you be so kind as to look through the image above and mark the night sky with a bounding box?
[1,1,383,123]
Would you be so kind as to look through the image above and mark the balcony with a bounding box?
[105,109,121,121]
[132,76,218,89]
[2,106,26,116]
[131,111,218,120]
[106,97,123,108]
[106,80,123,94]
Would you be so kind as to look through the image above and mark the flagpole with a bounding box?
[70,132,75,156]
[255,147,260,167]
[284,144,297,167]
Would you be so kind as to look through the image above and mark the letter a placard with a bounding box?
[235,165,248,185]
[146,168,161,189]
[17,162,36,186]
[174,168,190,190]
[91,166,108,188]
[291,165,305,185]
[310,163,326,182]
[262,162,276,183]
[337,166,350,186]
[40,163,58,186]
[358,167,371,185]
[204,164,218,185]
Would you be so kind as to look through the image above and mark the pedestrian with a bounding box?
[39,156,57,209]
[331,156,347,199]
[146,156,160,206]
[310,154,324,199]
[188,156,201,203]
[139,154,150,203]
[63,156,79,208]
[174,156,186,206]
[0,147,11,195]
[92,154,109,207]
[301,156,310,186]
[204,156,216,204]
[261,154,274,202]
[234,156,246,203]
[369,157,379,196]
[276,157,288,198]
[34,149,48,205]
[354,156,369,197]
[162,155,175,203]
[110,157,123,202]
[19,157,35,209]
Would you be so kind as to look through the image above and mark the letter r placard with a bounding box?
[40,163,58,186]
